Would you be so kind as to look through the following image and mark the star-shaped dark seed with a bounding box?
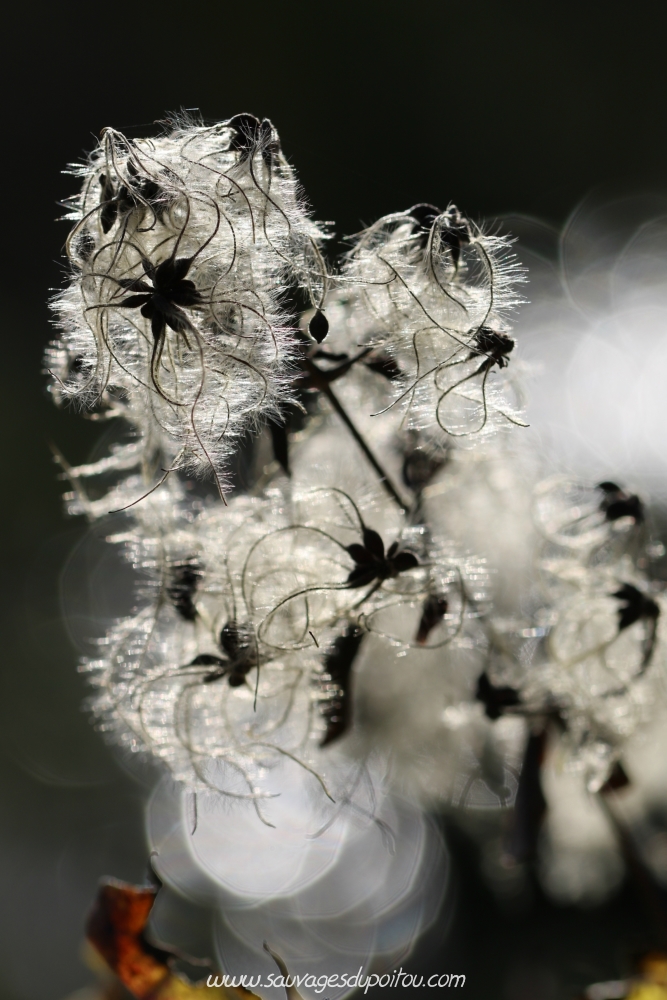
[612,583,659,631]
[187,620,258,688]
[345,525,419,589]
[116,255,203,341]
[598,482,644,524]
[612,582,660,669]
[476,671,521,720]
[467,328,515,369]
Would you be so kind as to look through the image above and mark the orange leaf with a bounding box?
[85,878,259,1000]
[86,880,172,999]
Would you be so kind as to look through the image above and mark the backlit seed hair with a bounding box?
[48,112,328,495]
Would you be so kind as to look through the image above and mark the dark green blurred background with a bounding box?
[2,2,667,996]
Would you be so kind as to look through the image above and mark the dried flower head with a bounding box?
[48,113,327,493]
[339,204,526,444]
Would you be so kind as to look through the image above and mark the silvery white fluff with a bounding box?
[339,205,527,444]
[47,113,326,492]
[315,208,667,908]
[453,203,667,906]
[51,115,667,975]
[67,465,451,981]
[461,464,667,897]
[501,202,667,800]
[521,475,666,791]
[434,463,667,905]
[80,470,485,798]
[315,201,667,908]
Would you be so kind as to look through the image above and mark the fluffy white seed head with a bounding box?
[339,205,526,446]
[48,113,327,491]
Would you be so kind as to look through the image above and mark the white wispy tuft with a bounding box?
[47,112,327,494]
[339,204,526,444]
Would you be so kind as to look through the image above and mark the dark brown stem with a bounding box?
[319,379,406,510]
[297,351,407,510]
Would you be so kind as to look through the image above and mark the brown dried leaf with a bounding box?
[85,878,257,1000]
